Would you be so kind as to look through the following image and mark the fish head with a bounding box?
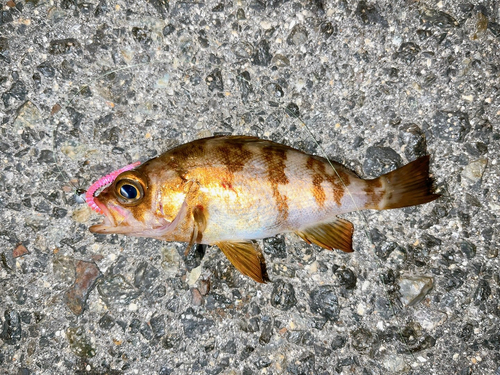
[89,169,159,235]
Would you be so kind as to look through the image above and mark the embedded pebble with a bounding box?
[287,25,308,46]
[150,315,166,338]
[420,8,459,29]
[97,274,141,306]
[350,328,377,354]
[382,355,407,373]
[134,262,160,294]
[263,235,287,259]
[180,308,214,339]
[320,22,337,39]
[236,71,252,103]
[252,39,272,66]
[0,36,9,62]
[363,146,403,176]
[240,317,260,333]
[12,244,29,258]
[473,279,491,305]
[396,42,421,64]
[2,80,27,107]
[309,286,340,321]
[13,101,41,130]
[98,314,115,330]
[336,267,357,290]
[66,326,95,357]
[71,205,91,223]
[414,309,448,331]
[398,276,434,307]
[433,111,471,142]
[398,123,427,160]
[191,288,203,306]
[187,265,202,286]
[205,69,224,92]
[460,241,476,259]
[37,61,55,78]
[161,246,181,276]
[259,315,273,345]
[331,336,347,350]
[0,310,22,345]
[48,38,81,55]
[462,158,488,183]
[63,260,102,315]
[270,280,297,311]
[355,0,387,26]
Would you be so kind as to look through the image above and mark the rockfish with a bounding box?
[86,136,439,283]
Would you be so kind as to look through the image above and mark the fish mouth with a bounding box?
[89,198,118,234]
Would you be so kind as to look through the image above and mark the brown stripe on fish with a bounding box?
[327,168,350,206]
[215,141,253,173]
[161,139,209,181]
[363,178,383,209]
[215,140,253,191]
[262,145,289,221]
[306,156,327,208]
[305,157,349,206]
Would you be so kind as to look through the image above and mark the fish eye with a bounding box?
[115,179,144,204]
[120,184,138,199]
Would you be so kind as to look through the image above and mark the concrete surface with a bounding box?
[0,0,499,374]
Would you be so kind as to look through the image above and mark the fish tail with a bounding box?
[372,155,440,210]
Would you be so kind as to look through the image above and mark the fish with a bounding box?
[86,136,439,283]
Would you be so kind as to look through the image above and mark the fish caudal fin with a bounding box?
[375,155,440,210]
[216,241,270,283]
[296,218,354,253]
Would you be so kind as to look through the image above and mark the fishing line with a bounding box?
[284,106,417,363]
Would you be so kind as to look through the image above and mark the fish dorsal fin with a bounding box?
[215,241,270,283]
[295,218,354,253]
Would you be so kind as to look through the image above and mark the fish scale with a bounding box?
[87,135,439,283]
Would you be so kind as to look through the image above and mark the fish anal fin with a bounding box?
[215,241,270,283]
[296,218,354,253]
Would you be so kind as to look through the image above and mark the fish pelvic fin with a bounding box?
[215,241,270,283]
[370,155,440,210]
[296,218,354,253]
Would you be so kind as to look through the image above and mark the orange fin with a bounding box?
[377,155,440,210]
[296,218,354,253]
[215,241,270,283]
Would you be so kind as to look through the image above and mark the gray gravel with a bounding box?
[1,0,499,374]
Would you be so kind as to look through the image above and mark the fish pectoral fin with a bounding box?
[215,241,270,283]
[296,218,354,253]
[185,205,208,256]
